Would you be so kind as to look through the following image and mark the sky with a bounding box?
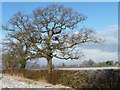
[2,2,118,30]
[1,2,118,66]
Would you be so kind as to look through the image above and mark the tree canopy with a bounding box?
[2,4,101,73]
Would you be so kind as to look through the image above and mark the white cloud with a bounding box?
[82,25,118,52]
[83,49,118,62]
[81,25,118,62]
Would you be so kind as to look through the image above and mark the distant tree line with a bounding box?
[80,59,118,67]
[56,60,119,68]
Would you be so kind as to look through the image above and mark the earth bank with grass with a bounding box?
[2,69,120,89]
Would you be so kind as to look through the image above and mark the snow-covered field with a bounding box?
[55,67,119,70]
[0,74,70,89]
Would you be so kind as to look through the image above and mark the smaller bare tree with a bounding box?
[2,12,42,69]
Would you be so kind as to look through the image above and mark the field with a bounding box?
[55,67,119,70]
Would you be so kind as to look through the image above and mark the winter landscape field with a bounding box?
[0,2,119,89]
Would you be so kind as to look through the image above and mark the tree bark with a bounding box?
[47,57,52,74]
[20,63,26,69]
[20,58,26,69]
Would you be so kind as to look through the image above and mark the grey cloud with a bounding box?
[81,25,118,53]
[77,25,118,62]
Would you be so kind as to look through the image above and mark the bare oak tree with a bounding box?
[32,5,101,74]
[3,5,101,73]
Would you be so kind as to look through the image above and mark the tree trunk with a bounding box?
[20,58,26,69]
[20,63,26,69]
[47,57,52,74]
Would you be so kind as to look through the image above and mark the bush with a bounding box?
[45,70,63,84]
[2,68,25,76]
[88,70,120,88]
[23,70,47,80]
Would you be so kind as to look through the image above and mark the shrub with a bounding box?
[89,70,120,88]
[45,70,63,84]
[23,70,47,80]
